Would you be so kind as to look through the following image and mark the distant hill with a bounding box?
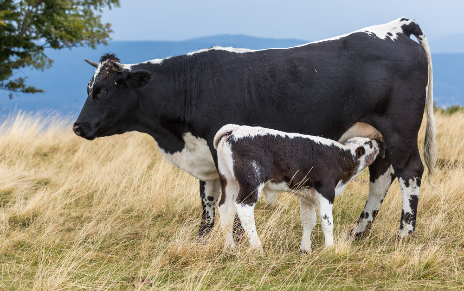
[432,54,464,107]
[0,35,462,116]
[429,33,464,54]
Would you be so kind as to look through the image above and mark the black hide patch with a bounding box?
[93,53,122,86]
[227,134,360,205]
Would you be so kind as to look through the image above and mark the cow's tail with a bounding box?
[403,19,438,185]
[213,124,240,149]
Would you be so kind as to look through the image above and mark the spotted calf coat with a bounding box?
[214,124,385,253]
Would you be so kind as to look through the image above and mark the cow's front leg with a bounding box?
[197,179,221,242]
[350,154,395,239]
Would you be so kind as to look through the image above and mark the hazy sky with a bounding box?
[101,0,464,42]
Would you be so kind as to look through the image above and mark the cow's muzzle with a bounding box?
[73,123,83,136]
[73,122,98,140]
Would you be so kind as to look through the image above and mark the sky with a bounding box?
[101,0,464,42]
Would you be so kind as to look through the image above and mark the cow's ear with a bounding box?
[126,70,152,88]
[355,146,366,159]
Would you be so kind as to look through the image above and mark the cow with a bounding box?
[73,17,436,242]
[213,124,386,253]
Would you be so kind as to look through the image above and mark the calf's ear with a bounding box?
[378,140,387,159]
[125,71,152,88]
[355,146,366,159]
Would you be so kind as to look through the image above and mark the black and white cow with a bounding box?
[73,17,436,241]
[213,124,385,253]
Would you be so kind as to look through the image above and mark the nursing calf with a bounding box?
[214,124,385,253]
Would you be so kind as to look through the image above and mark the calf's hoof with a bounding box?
[324,244,335,250]
[300,249,311,255]
[250,246,264,255]
[196,224,213,244]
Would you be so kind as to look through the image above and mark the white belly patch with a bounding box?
[158,124,382,182]
[159,132,218,181]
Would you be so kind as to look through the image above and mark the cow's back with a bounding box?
[183,30,428,143]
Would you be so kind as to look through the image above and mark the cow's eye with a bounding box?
[97,88,107,98]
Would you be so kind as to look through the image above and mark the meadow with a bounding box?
[0,110,463,290]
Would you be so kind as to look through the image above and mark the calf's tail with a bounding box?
[213,124,240,149]
[403,19,438,185]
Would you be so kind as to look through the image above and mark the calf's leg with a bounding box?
[235,185,264,253]
[218,178,240,250]
[300,197,317,253]
[315,187,335,247]
[262,187,280,205]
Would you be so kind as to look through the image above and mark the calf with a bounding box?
[214,124,385,253]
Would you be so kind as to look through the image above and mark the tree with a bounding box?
[0,0,120,97]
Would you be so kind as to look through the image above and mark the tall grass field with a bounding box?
[0,111,463,290]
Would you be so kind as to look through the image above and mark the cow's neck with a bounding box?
[129,56,208,153]
[123,57,218,180]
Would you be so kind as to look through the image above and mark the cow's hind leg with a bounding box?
[197,179,221,242]
[374,108,425,239]
[350,152,396,239]
[397,149,423,239]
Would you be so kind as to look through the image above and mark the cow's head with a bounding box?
[73,53,152,140]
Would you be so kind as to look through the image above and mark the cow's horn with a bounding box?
[84,58,99,68]
[111,61,124,72]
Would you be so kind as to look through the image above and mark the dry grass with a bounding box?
[0,110,463,290]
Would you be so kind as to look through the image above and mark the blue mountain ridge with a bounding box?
[1,35,462,117]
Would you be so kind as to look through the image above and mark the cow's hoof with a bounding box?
[396,230,416,242]
[195,235,211,245]
[348,229,370,241]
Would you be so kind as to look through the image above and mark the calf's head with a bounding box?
[345,137,386,174]
[73,54,152,140]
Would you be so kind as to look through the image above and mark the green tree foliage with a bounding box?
[0,0,120,97]
[435,105,464,115]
